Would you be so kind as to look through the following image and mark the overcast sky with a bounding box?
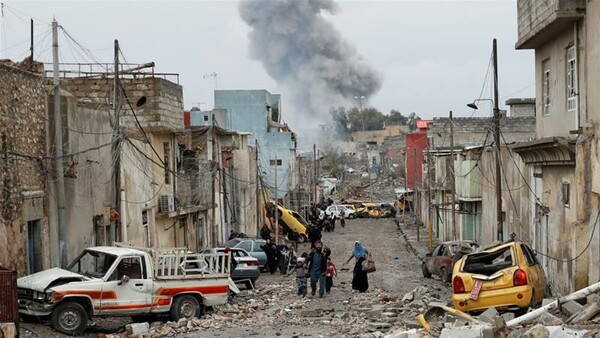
[1,1,534,123]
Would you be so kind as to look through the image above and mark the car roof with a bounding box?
[87,246,144,256]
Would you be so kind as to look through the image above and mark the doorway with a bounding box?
[27,219,43,273]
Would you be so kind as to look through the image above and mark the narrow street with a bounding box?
[19,215,450,338]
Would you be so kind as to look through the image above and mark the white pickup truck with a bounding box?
[17,244,237,335]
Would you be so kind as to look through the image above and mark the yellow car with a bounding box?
[268,202,308,242]
[451,240,546,314]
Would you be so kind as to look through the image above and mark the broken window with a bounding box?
[164,142,171,184]
[562,182,570,208]
[521,243,539,266]
[542,59,551,116]
[462,245,514,276]
[566,46,577,111]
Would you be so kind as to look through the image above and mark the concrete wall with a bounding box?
[533,27,581,137]
[0,62,51,275]
[214,90,296,200]
[480,147,532,245]
[428,116,535,148]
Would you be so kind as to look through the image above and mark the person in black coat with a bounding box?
[307,225,321,249]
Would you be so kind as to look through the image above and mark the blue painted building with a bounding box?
[213,90,298,201]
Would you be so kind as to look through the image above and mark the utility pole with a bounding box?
[52,19,67,267]
[211,121,217,246]
[273,156,279,245]
[414,148,419,241]
[110,39,120,245]
[492,38,503,241]
[30,19,33,61]
[427,138,433,250]
[255,139,260,237]
[449,111,456,241]
[313,144,317,203]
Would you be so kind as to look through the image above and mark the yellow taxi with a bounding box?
[451,240,546,314]
[268,202,308,242]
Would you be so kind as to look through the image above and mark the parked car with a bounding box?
[422,241,480,283]
[325,205,357,219]
[17,245,234,335]
[221,238,268,269]
[201,248,260,289]
[451,240,546,314]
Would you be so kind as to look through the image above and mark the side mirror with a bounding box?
[118,275,130,285]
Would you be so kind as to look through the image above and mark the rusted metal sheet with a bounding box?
[0,266,19,332]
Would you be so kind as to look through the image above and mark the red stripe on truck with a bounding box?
[156,285,229,296]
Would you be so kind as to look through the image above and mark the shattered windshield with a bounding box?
[67,250,117,279]
[462,245,514,276]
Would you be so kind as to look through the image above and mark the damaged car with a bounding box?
[422,241,479,283]
[451,240,546,314]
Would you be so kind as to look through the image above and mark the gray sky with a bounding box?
[1,1,534,122]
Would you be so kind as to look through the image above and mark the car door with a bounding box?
[520,243,545,302]
[250,241,267,267]
[100,255,152,315]
[426,245,442,274]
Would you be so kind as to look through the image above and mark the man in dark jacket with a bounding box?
[307,225,321,249]
[306,241,330,297]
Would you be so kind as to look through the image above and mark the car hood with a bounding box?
[17,267,88,292]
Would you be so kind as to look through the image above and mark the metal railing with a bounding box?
[154,253,230,280]
[0,266,19,332]
[42,62,180,83]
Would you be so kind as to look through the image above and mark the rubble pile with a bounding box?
[103,284,448,338]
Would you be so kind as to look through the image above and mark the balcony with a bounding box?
[516,0,585,49]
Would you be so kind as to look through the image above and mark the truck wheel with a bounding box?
[297,234,307,243]
[171,295,201,321]
[51,301,88,335]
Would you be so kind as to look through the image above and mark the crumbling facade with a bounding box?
[0,61,51,276]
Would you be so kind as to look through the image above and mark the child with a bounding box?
[288,257,308,296]
[339,211,346,228]
[325,257,338,294]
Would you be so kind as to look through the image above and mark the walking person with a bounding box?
[325,257,338,294]
[307,224,321,249]
[287,257,308,296]
[261,239,278,274]
[339,211,346,228]
[306,241,330,298]
[344,241,369,293]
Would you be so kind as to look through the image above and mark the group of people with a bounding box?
[288,239,370,297]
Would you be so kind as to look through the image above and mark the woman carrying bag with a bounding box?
[344,241,372,293]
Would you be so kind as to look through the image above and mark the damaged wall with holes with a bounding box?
[59,75,185,251]
[0,61,51,276]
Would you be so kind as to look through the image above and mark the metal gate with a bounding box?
[0,265,19,334]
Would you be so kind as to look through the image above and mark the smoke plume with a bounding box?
[238,0,383,120]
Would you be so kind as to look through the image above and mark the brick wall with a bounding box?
[427,116,536,148]
[0,62,50,275]
[61,77,184,134]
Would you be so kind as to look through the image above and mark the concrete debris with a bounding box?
[439,324,494,338]
[125,322,149,335]
[568,301,600,324]
[535,312,564,326]
[560,300,584,318]
[477,307,498,324]
[135,282,441,337]
[522,323,549,338]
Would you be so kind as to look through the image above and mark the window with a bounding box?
[238,241,252,252]
[562,182,570,208]
[269,159,282,166]
[431,245,443,257]
[566,46,577,111]
[111,257,143,281]
[164,142,171,184]
[542,59,551,116]
[203,115,209,122]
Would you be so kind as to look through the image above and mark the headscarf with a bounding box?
[352,240,367,258]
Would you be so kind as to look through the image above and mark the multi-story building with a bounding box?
[513,0,599,293]
[213,90,298,205]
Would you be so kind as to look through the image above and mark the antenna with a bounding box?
[203,72,218,89]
